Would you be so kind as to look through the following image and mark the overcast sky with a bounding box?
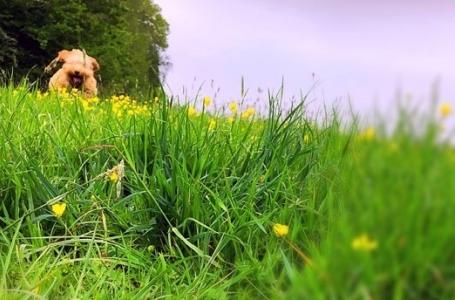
[154,0,455,114]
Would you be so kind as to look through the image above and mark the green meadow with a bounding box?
[1,83,454,299]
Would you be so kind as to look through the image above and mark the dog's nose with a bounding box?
[74,71,80,76]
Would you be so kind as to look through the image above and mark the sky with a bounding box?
[154,0,455,115]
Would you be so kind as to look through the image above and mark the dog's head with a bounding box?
[62,63,94,89]
[45,49,100,74]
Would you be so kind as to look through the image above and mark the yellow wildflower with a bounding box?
[80,99,95,112]
[358,127,376,141]
[203,96,213,107]
[105,160,125,199]
[106,161,124,183]
[228,102,238,114]
[51,202,67,218]
[241,107,256,120]
[88,97,100,104]
[57,87,69,96]
[227,116,235,124]
[272,223,289,238]
[208,119,216,130]
[351,234,378,252]
[36,91,49,100]
[188,106,198,118]
[439,102,453,118]
[107,172,119,182]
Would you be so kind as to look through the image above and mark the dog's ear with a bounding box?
[45,50,68,74]
[57,50,71,62]
[90,58,100,72]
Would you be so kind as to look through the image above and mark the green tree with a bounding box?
[125,0,170,89]
[0,0,169,93]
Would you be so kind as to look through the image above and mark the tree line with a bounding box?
[0,0,169,93]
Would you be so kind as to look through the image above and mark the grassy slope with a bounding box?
[0,84,454,299]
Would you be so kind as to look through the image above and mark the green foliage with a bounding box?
[0,0,169,92]
[1,83,455,298]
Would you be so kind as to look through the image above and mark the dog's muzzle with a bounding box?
[70,72,84,88]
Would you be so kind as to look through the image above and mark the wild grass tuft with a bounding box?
[1,82,454,298]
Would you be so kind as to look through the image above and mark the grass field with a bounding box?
[1,83,455,299]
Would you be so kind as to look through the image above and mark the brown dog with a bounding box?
[45,49,100,97]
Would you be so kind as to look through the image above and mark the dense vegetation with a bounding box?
[0,0,169,92]
[1,83,454,299]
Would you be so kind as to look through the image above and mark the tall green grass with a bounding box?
[0,82,454,299]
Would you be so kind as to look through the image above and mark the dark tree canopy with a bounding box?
[0,0,169,93]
